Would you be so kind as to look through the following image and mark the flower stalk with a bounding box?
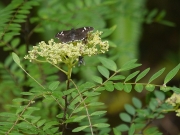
[24,30,109,134]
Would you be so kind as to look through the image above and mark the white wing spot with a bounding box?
[60,32,64,35]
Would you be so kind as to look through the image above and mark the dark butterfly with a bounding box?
[55,27,94,43]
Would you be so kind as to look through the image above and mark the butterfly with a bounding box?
[55,27,94,43]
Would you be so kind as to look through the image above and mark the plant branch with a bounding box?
[5,95,41,135]
[70,79,94,135]
[61,65,72,135]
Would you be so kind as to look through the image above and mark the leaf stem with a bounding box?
[61,64,72,135]
[70,79,94,135]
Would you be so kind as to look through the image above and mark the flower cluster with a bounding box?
[166,93,180,116]
[24,31,109,66]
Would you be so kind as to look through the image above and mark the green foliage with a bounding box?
[145,8,175,27]
[0,0,179,135]
[114,91,174,135]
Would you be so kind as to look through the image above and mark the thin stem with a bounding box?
[6,95,42,135]
[61,64,72,135]
[19,65,45,89]
[70,79,94,135]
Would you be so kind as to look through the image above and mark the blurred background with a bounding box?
[0,0,179,134]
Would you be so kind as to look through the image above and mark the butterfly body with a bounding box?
[55,27,94,43]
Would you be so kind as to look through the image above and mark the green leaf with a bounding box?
[16,106,25,114]
[102,0,119,5]
[51,127,59,133]
[134,123,145,129]
[148,68,165,83]
[43,121,59,131]
[164,64,180,85]
[128,123,135,135]
[27,107,40,111]
[96,87,105,91]
[0,112,16,117]
[37,119,46,127]
[101,25,116,38]
[149,99,157,111]
[98,57,117,71]
[154,91,165,101]
[114,83,124,91]
[104,81,114,92]
[88,102,104,106]
[83,82,96,89]
[73,107,84,113]
[97,66,110,78]
[18,9,30,14]
[4,55,13,66]
[135,68,150,82]
[79,82,95,91]
[20,92,34,95]
[0,122,13,126]
[3,34,13,42]
[8,23,21,28]
[74,0,84,8]
[22,114,36,119]
[16,14,27,19]
[84,0,93,6]
[132,97,142,108]
[48,81,60,91]
[56,113,64,119]
[160,86,171,92]
[72,126,88,132]
[11,38,20,48]
[171,87,180,93]
[146,9,158,24]
[93,123,110,128]
[67,2,75,10]
[145,84,155,92]
[120,59,141,71]
[64,116,76,123]
[73,115,86,122]
[134,84,143,93]
[13,98,29,103]
[12,52,21,66]
[124,104,135,115]
[113,128,122,135]
[91,75,103,84]
[124,71,140,82]
[144,127,161,135]
[120,113,131,122]
[6,31,20,36]
[91,111,107,116]
[116,124,129,131]
[83,91,101,97]
[156,10,166,20]
[17,122,33,130]
[108,40,117,47]
[109,75,125,81]
[124,84,132,93]
[63,88,76,95]
[159,20,175,27]
[31,116,41,124]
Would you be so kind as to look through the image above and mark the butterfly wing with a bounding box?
[55,27,94,43]
[55,30,72,43]
[73,27,94,41]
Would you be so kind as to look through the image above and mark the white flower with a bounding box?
[24,31,109,66]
